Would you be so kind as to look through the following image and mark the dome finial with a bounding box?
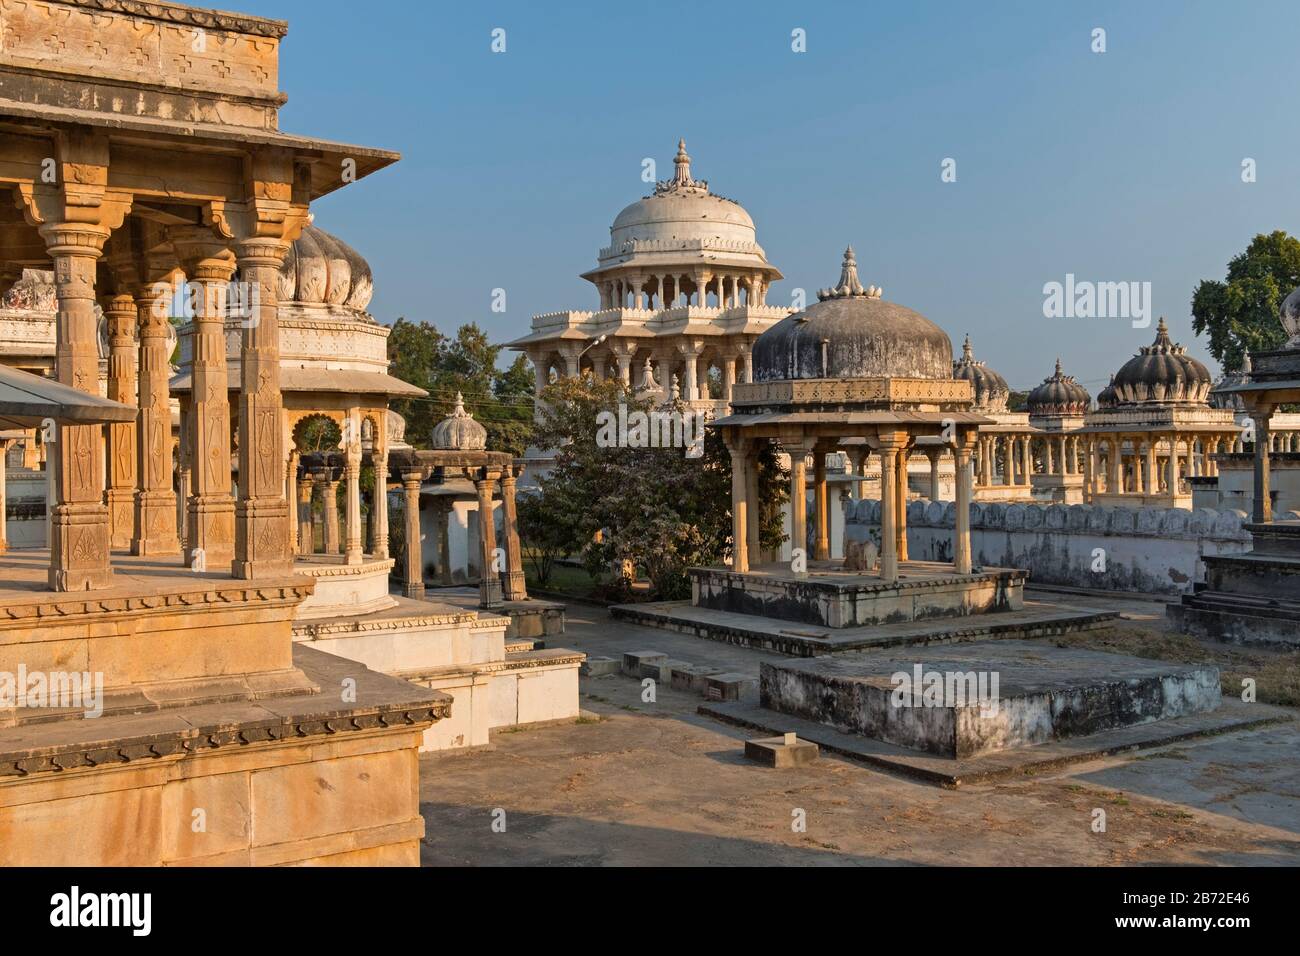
[673,138,693,186]
[819,244,878,300]
[1055,356,1063,376]
[962,334,973,361]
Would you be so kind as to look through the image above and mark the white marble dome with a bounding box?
[277,225,374,313]
[598,140,771,270]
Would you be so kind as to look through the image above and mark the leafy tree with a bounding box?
[386,318,533,456]
[1192,230,1300,372]
[523,376,787,599]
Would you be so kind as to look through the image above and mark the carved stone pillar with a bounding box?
[296,473,314,555]
[436,498,453,585]
[131,275,181,555]
[373,443,390,560]
[878,439,901,584]
[813,446,829,562]
[727,435,750,573]
[400,468,425,598]
[41,222,113,590]
[499,469,527,600]
[344,409,363,565]
[474,472,503,608]
[103,291,137,550]
[286,449,299,557]
[895,444,910,561]
[787,442,808,568]
[954,434,975,574]
[173,230,237,571]
[927,448,942,500]
[232,238,292,578]
[322,472,341,554]
[1251,410,1273,523]
[744,446,762,565]
[0,441,7,554]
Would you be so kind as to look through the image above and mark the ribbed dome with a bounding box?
[1281,285,1300,347]
[1096,375,1118,409]
[431,393,487,450]
[951,335,1009,412]
[752,247,952,382]
[1027,358,1091,415]
[609,140,756,249]
[1109,318,1212,405]
[277,225,374,312]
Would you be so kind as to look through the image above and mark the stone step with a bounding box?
[610,599,1117,657]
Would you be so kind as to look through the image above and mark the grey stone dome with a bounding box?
[1110,318,1212,405]
[1096,375,1118,409]
[277,224,374,312]
[751,247,953,382]
[1027,358,1091,415]
[431,392,487,450]
[951,335,1009,412]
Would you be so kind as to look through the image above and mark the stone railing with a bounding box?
[844,498,1258,595]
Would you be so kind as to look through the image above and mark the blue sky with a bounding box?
[257,0,1300,393]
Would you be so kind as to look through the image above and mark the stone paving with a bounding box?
[419,594,1300,866]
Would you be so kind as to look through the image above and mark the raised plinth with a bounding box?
[0,550,316,716]
[760,641,1221,758]
[690,561,1026,629]
[0,645,450,866]
[294,554,399,620]
[1169,519,1300,647]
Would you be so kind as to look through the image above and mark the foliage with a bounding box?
[1191,230,1300,372]
[387,318,534,456]
[522,377,788,600]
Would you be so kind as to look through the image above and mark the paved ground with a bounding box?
[419,593,1300,866]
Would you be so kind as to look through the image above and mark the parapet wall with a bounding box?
[844,498,1256,595]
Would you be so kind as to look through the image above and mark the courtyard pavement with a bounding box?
[419,592,1300,866]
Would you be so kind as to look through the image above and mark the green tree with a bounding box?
[385,318,533,456]
[1192,230,1300,372]
[523,376,787,600]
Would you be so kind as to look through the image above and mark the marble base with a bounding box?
[690,561,1026,629]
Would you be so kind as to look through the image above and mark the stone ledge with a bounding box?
[0,645,449,780]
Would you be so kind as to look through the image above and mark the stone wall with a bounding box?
[844,498,1255,595]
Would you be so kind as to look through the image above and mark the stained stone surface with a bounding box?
[760,641,1222,758]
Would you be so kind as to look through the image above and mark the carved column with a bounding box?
[895,443,910,562]
[927,448,942,500]
[344,409,363,565]
[400,468,425,598]
[727,434,750,573]
[232,238,293,578]
[788,442,808,568]
[131,274,181,555]
[173,230,237,570]
[1251,409,1273,523]
[296,473,314,555]
[878,438,901,584]
[41,222,113,590]
[373,441,390,560]
[954,434,975,574]
[322,471,341,554]
[744,446,762,565]
[813,445,829,562]
[436,498,453,585]
[286,449,299,558]
[474,471,503,608]
[499,468,527,600]
[0,441,7,554]
[103,291,137,550]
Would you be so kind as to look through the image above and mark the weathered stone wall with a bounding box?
[844,498,1255,595]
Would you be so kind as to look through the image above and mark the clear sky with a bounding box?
[257,0,1300,394]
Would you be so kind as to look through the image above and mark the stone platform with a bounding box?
[0,644,448,865]
[294,554,399,620]
[700,696,1288,788]
[1170,520,1300,647]
[610,596,1115,656]
[432,586,567,641]
[758,641,1222,758]
[690,561,1026,629]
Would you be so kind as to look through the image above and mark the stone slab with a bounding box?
[610,598,1117,656]
[700,697,1291,787]
[703,672,756,702]
[759,641,1222,758]
[581,655,620,677]
[744,733,819,768]
[622,650,667,677]
[691,561,1028,629]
